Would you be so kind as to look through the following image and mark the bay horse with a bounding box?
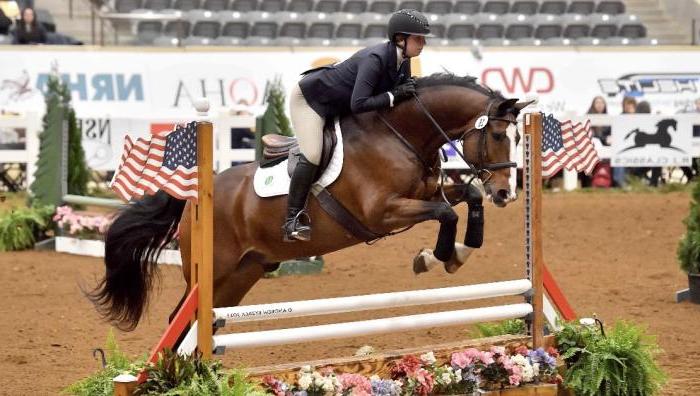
[89,73,531,331]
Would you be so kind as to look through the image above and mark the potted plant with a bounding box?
[556,320,666,396]
[677,181,700,303]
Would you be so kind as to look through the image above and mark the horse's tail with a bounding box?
[624,129,639,140]
[87,191,186,331]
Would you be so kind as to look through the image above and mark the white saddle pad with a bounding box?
[253,119,344,197]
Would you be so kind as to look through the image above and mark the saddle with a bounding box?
[260,119,337,178]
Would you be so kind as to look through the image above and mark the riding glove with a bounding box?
[391,80,416,104]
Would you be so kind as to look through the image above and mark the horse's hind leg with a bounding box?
[212,250,267,309]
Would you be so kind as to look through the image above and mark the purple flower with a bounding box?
[371,378,401,396]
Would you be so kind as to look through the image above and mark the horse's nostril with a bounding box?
[496,190,509,201]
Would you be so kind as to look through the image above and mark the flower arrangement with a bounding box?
[53,205,111,239]
[260,346,560,395]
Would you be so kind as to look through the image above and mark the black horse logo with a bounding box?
[619,118,685,153]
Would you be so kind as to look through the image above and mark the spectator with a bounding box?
[13,7,46,44]
[579,96,612,188]
[0,8,11,35]
[587,96,612,146]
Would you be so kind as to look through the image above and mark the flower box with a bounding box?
[55,236,182,265]
[477,383,558,395]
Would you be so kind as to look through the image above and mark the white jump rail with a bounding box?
[213,303,533,351]
[178,279,533,355]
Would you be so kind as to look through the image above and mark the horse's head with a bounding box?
[411,74,535,206]
[656,118,677,132]
[462,97,534,207]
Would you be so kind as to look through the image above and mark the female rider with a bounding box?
[283,9,432,242]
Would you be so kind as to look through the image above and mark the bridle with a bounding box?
[378,93,518,184]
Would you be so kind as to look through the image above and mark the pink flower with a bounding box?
[414,368,435,396]
[391,355,423,379]
[490,346,506,356]
[547,346,560,358]
[451,351,474,369]
[509,374,522,386]
[261,375,286,396]
[479,351,495,365]
[510,364,522,376]
[339,373,372,395]
[499,356,514,370]
[515,345,530,356]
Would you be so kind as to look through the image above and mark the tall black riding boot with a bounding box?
[282,155,318,242]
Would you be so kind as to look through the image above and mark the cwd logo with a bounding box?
[481,67,554,94]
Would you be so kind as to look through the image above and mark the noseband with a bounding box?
[378,94,518,183]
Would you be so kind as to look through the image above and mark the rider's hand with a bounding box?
[391,80,416,103]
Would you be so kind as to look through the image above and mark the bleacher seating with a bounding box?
[107,0,657,46]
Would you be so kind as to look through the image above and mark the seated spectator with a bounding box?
[13,7,46,44]
[587,96,611,146]
[0,8,11,35]
[581,96,612,188]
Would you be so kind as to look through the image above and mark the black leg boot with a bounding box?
[282,155,318,242]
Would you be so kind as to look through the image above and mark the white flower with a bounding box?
[355,345,376,356]
[298,374,312,390]
[521,363,535,382]
[455,368,462,379]
[420,351,436,365]
[441,372,453,385]
[322,378,336,392]
[532,362,540,377]
[370,375,381,381]
[313,372,325,387]
[511,355,528,365]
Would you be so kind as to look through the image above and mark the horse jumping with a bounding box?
[89,73,531,331]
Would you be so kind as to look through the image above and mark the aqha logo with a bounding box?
[481,67,554,94]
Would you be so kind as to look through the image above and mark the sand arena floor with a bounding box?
[0,190,698,395]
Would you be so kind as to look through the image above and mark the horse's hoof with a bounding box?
[444,251,462,274]
[413,249,441,274]
[444,262,460,274]
[413,249,430,275]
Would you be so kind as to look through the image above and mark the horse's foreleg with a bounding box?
[424,183,484,273]
[383,198,463,274]
[440,183,485,249]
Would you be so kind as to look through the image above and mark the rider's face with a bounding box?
[405,35,426,58]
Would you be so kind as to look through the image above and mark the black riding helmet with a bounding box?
[387,9,432,42]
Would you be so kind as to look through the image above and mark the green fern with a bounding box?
[63,331,141,396]
[559,321,666,396]
[473,319,526,338]
[0,204,54,251]
[678,182,700,273]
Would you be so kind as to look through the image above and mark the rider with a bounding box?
[283,9,432,242]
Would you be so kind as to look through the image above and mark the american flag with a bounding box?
[541,114,600,178]
[110,122,199,202]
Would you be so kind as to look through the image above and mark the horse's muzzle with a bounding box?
[485,186,516,207]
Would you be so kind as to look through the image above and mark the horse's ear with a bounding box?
[496,98,519,115]
[513,99,537,114]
